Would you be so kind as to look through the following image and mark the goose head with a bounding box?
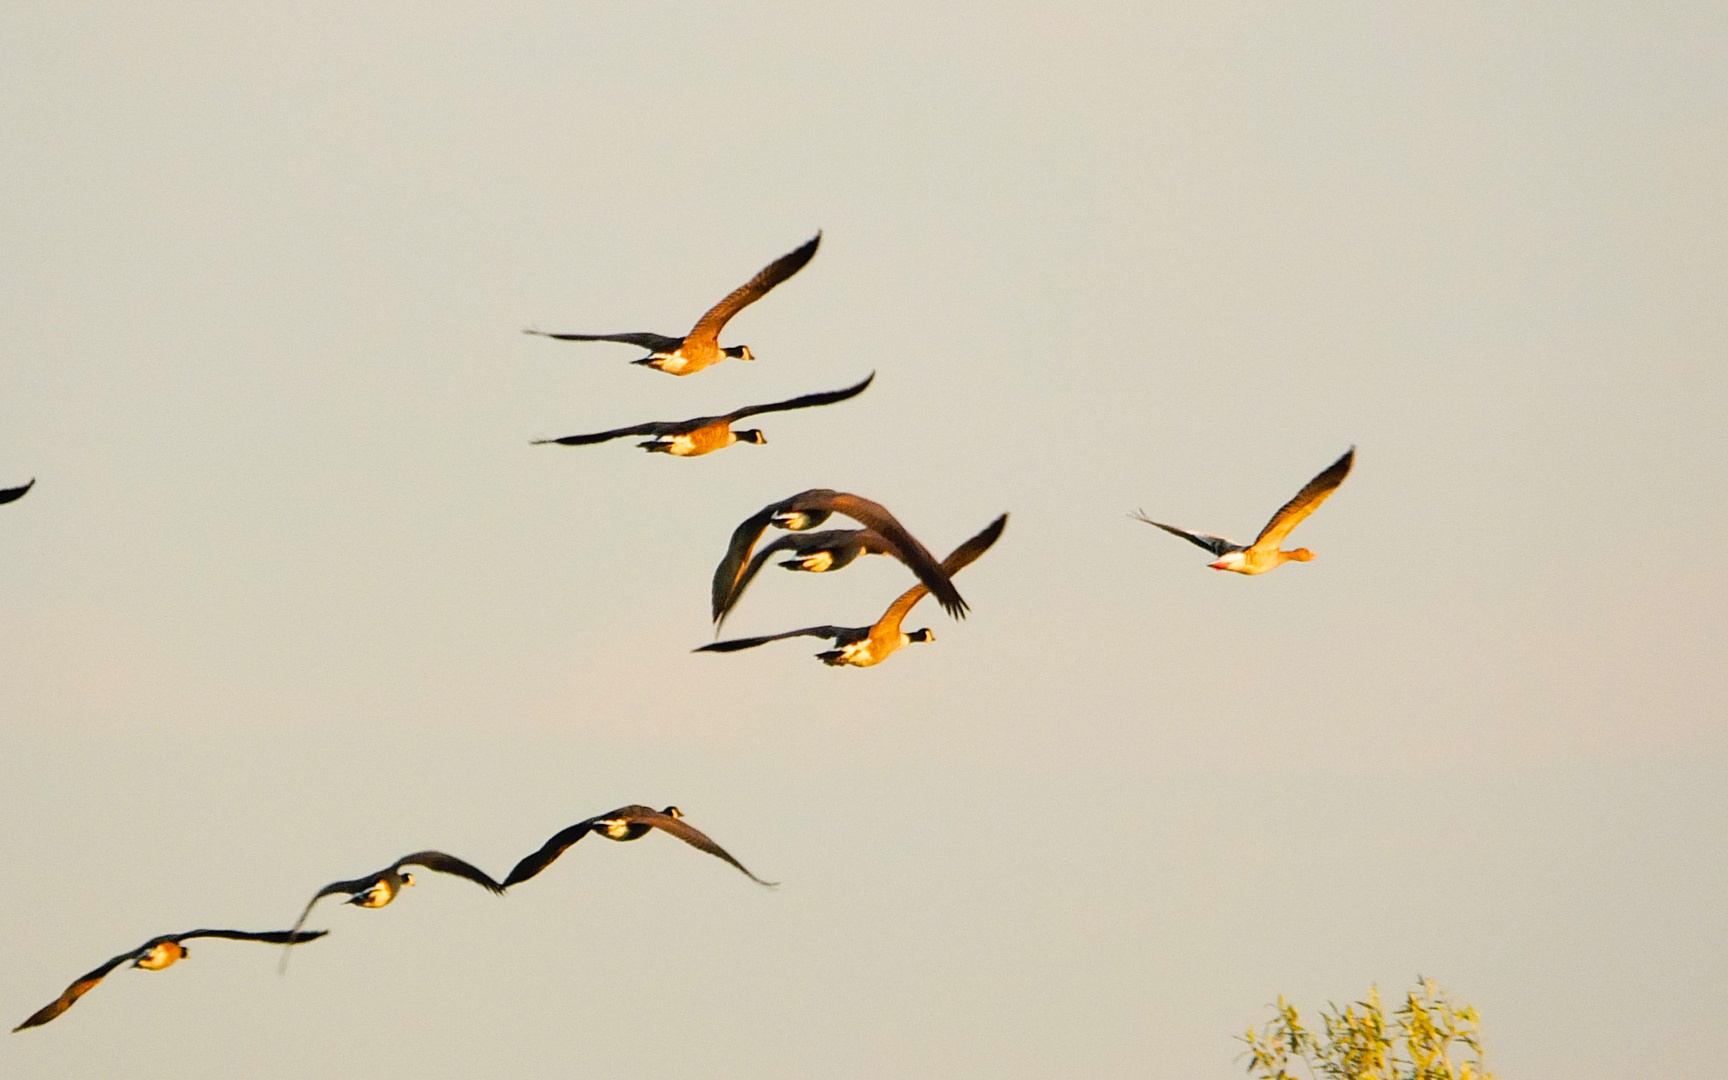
[908,628,935,644]
[725,345,755,361]
[1286,548,1315,562]
[660,806,684,819]
[738,429,766,445]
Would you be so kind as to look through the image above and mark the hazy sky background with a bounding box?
[2,3,1724,1077]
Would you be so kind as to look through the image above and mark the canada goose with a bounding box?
[714,527,895,631]
[525,233,821,375]
[503,805,775,888]
[698,513,1007,667]
[0,478,32,505]
[281,851,503,972]
[712,490,967,625]
[533,372,873,456]
[13,928,327,1031]
[1132,447,1355,575]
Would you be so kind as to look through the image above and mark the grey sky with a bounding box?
[2,3,1724,1077]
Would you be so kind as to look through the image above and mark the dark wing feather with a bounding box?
[648,815,777,887]
[12,943,150,1031]
[719,373,874,424]
[532,419,688,446]
[880,513,1008,630]
[686,233,821,347]
[179,928,330,945]
[502,820,600,888]
[711,503,780,623]
[714,533,808,632]
[523,330,684,352]
[1129,512,1240,556]
[695,626,856,653]
[1251,447,1355,551]
[397,851,505,894]
[0,478,33,505]
[798,492,968,618]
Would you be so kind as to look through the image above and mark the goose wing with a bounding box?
[880,513,1008,631]
[711,503,782,622]
[180,928,330,946]
[532,417,706,446]
[715,532,812,632]
[718,373,874,424]
[396,851,506,894]
[0,478,33,505]
[12,939,159,1031]
[1129,512,1240,556]
[502,818,602,888]
[696,625,859,653]
[685,233,821,348]
[1249,447,1355,552]
[522,330,685,352]
[281,870,389,966]
[647,813,777,887]
[786,491,968,619]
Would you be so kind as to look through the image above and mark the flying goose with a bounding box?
[714,527,896,631]
[503,805,775,889]
[698,513,1007,668]
[14,928,328,1031]
[525,233,821,375]
[712,490,967,625]
[281,851,503,971]
[533,372,873,456]
[1131,447,1355,575]
[0,478,33,505]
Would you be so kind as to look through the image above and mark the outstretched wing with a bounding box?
[720,373,874,424]
[881,513,1008,630]
[180,928,330,946]
[686,233,821,347]
[1250,447,1355,552]
[532,418,692,446]
[793,491,968,619]
[0,478,33,505]
[711,503,781,623]
[12,943,149,1031]
[523,330,685,352]
[1129,512,1240,556]
[397,851,505,895]
[649,814,777,887]
[695,626,855,653]
[502,819,600,888]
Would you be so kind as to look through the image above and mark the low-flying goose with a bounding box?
[1132,447,1355,575]
[0,478,33,505]
[503,805,775,888]
[698,513,1007,668]
[281,851,503,971]
[533,372,873,457]
[714,527,895,631]
[712,490,967,624]
[14,928,327,1031]
[524,233,821,375]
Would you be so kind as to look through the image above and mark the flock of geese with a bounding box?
[6,231,1355,1034]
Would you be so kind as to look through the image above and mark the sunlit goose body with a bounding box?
[699,513,1007,668]
[0,478,33,505]
[524,233,820,375]
[712,489,967,625]
[14,928,327,1031]
[1132,447,1354,575]
[281,851,502,971]
[533,373,872,456]
[503,805,775,888]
